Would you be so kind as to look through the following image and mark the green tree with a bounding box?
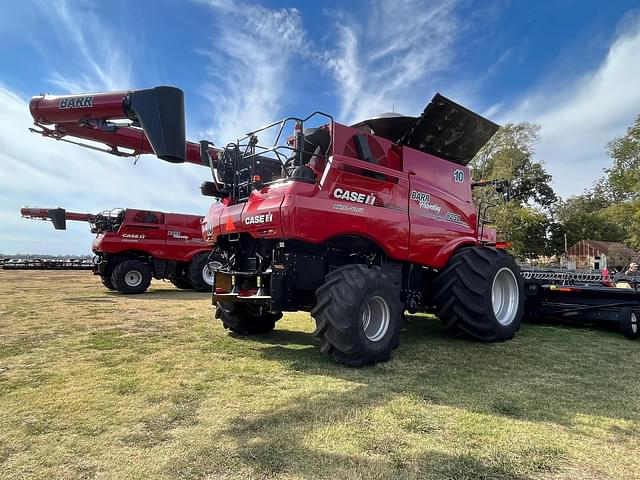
[469,122,557,259]
[470,122,556,207]
[605,113,640,201]
[502,206,553,259]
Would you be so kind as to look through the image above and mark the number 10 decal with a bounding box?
[453,169,465,183]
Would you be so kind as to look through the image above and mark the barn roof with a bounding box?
[571,240,638,257]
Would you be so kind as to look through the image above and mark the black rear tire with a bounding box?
[620,307,639,339]
[111,259,152,294]
[101,275,116,290]
[215,302,282,335]
[433,247,524,341]
[188,253,221,292]
[311,264,402,367]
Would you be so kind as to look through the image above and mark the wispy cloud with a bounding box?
[501,12,640,198]
[323,0,460,123]
[198,0,306,144]
[37,0,133,92]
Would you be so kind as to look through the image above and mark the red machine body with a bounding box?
[21,206,215,293]
[202,125,482,270]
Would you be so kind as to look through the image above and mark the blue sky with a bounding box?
[1,0,639,254]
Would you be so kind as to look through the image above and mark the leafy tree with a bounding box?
[506,206,553,259]
[605,113,640,201]
[469,122,558,259]
[470,122,556,207]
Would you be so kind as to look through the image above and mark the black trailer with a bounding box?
[523,269,639,339]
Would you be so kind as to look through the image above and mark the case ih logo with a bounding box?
[245,212,273,225]
[122,233,145,239]
[58,96,94,109]
[333,188,376,205]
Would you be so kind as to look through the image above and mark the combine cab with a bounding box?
[22,207,221,294]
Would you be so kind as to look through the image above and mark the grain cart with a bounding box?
[29,86,524,365]
[21,206,220,294]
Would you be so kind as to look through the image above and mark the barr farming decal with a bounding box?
[58,96,94,109]
[245,212,273,225]
[410,190,441,213]
[168,230,189,240]
[333,188,376,205]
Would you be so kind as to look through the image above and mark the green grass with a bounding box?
[0,270,639,479]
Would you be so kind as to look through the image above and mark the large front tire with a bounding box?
[433,247,524,341]
[311,264,402,367]
[215,302,282,335]
[111,259,152,294]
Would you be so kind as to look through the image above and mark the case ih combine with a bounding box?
[21,206,219,294]
[29,86,527,366]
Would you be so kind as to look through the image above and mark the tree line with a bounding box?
[469,114,640,260]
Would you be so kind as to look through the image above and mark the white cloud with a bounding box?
[500,13,640,198]
[323,0,460,123]
[31,0,134,93]
[198,1,306,144]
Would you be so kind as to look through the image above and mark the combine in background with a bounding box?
[21,207,221,294]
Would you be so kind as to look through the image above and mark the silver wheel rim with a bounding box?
[125,270,143,288]
[361,295,390,342]
[202,261,220,287]
[491,267,519,326]
[632,313,638,334]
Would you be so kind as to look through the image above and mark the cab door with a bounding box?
[119,210,166,257]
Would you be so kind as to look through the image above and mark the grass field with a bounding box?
[1,270,639,479]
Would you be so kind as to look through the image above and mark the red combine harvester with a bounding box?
[29,86,524,366]
[21,207,219,294]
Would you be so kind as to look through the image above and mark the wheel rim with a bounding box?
[491,267,519,326]
[632,312,638,334]
[202,261,220,287]
[361,295,390,342]
[125,270,143,287]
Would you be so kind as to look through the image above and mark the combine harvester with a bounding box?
[21,206,220,294]
[28,86,638,365]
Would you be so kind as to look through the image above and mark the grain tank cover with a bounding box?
[352,94,499,166]
[399,93,499,166]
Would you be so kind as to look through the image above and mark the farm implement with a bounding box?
[21,206,220,294]
[522,268,640,339]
